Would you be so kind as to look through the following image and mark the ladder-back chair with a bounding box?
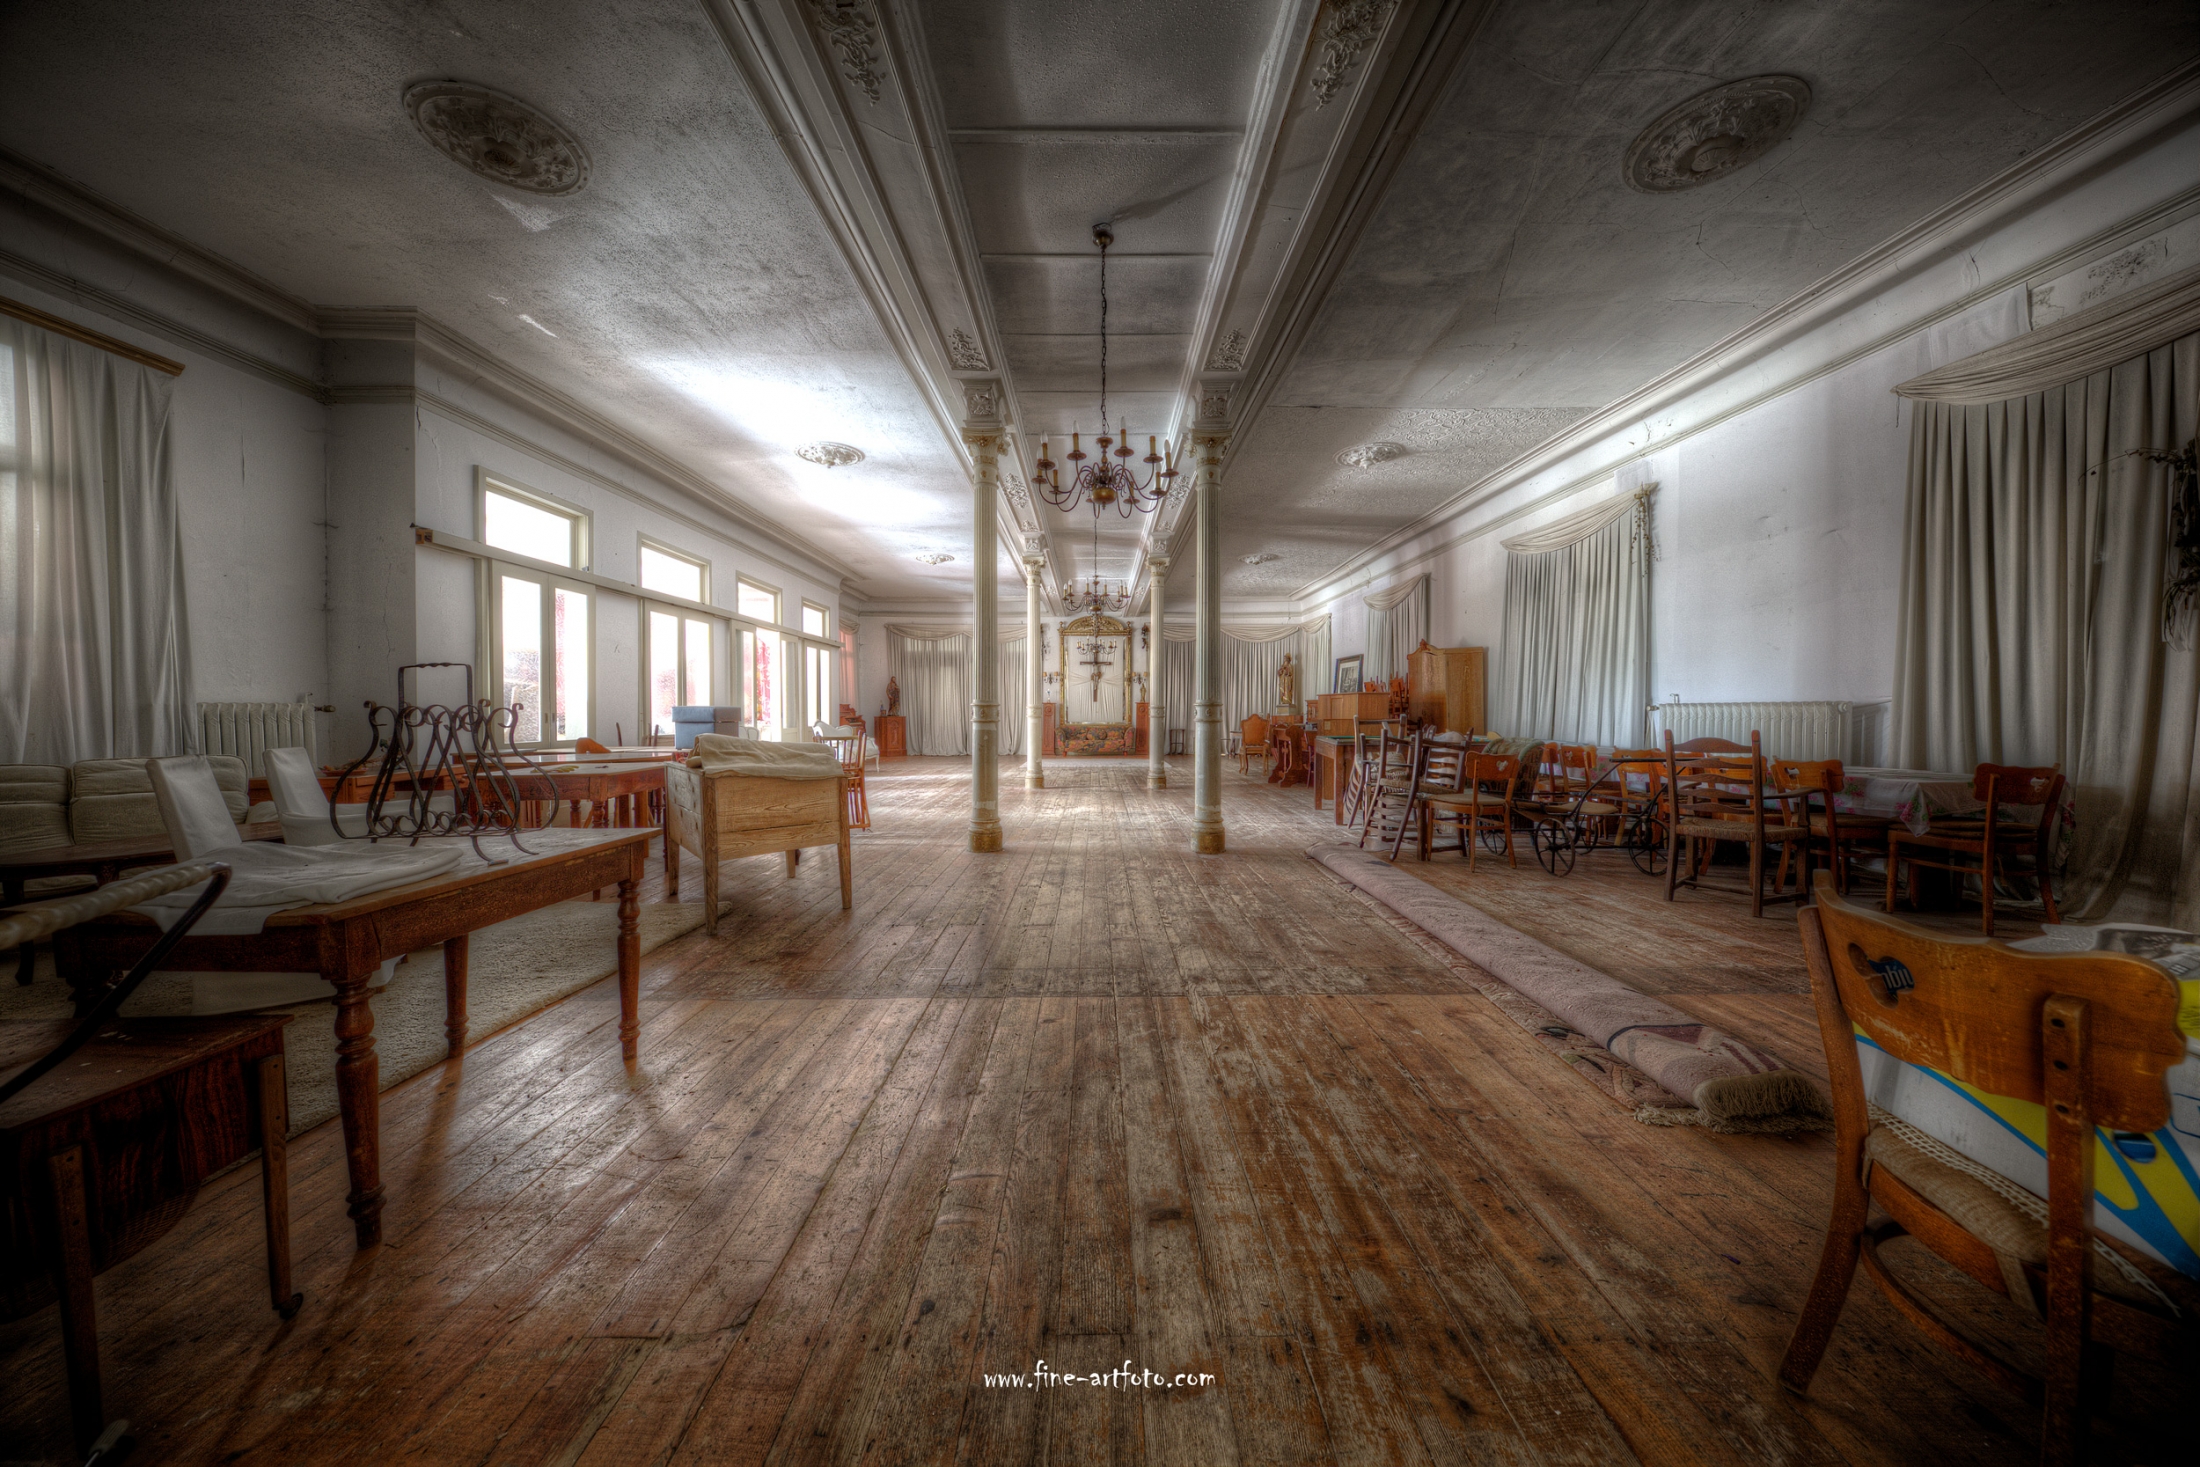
[1887,764,2065,936]
[1356,726,1423,856]
[1392,735,1469,861]
[1662,730,1808,918]
[1785,876,2190,1465]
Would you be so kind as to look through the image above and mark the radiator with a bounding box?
[197,701,316,777]
[1648,700,1852,761]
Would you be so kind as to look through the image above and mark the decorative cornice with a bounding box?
[1292,54,2200,601]
[804,0,886,103]
[1310,0,1397,106]
[947,327,987,369]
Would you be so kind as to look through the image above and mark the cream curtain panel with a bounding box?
[1160,618,1330,734]
[0,316,192,763]
[887,626,969,757]
[1493,492,1652,746]
[1363,574,1428,683]
[997,634,1024,756]
[1158,634,1194,742]
[1891,328,2199,923]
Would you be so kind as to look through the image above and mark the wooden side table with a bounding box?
[2,1015,299,1455]
[876,715,908,758]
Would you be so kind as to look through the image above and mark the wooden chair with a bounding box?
[1662,730,1808,918]
[1237,715,1270,775]
[1887,764,2064,936]
[1394,736,1469,861]
[1784,876,2191,1466]
[1424,749,1528,869]
[1356,727,1422,856]
[821,735,869,830]
[1770,758,1893,898]
[1340,719,1388,828]
[1606,747,1669,869]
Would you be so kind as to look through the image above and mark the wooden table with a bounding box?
[1312,736,1356,821]
[50,828,654,1250]
[2,1014,297,1453]
[497,761,668,832]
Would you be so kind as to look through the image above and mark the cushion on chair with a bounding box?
[71,756,249,843]
[0,764,73,855]
[148,756,248,859]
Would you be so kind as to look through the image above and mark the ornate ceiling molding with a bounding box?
[403,82,591,196]
[1622,75,1809,193]
[1310,0,1398,106]
[802,0,886,103]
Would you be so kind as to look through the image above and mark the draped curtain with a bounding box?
[887,627,969,757]
[1364,574,1428,684]
[1161,617,1329,737]
[0,315,192,763]
[997,635,1024,756]
[1159,634,1194,742]
[1891,312,2200,922]
[1493,491,1653,746]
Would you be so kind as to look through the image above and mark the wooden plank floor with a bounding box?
[0,758,2164,1464]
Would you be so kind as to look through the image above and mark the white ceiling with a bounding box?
[3,0,2195,610]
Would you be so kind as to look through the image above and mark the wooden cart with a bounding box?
[662,762,851,933]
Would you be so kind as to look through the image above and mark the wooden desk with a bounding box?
[498,762,667,832]
[51,829,653,1250]
[1313,736,1355,821]
[2,1014,297,1453]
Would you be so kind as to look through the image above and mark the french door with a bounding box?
[492,564,591,744]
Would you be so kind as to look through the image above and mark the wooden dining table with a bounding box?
[50,827,655,1251]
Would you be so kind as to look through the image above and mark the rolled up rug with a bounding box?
[1309,846,1830,1132]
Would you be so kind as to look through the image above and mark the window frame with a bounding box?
[485,559,596,747]
[640,598,726,741]
[800,600,830,639]
[735,575,781,628]
[637,535,711,604]
[478,470,591,571]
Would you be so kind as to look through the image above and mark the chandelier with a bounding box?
[1060,568,1132,616]
[1032,225,1181,518]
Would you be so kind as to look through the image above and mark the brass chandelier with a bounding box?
[1032,225,1181,519]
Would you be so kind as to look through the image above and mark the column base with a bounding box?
[1194,826,1225,855]
[1148,774,1167,788]
[970,825,1004,853]
[1025,774,1044,789]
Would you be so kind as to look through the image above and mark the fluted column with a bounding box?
[1146,556,1169,789]
[965,385,1004,852]
[1024,551,1045,789]
[1191,420,1227,854]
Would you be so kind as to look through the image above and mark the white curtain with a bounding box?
[0,315,192,763]
[1159,630,1194,743]
[1159,619,1329,738]
[998,634,1025,756]
[1891,328,2200,924]
[1364,574,1428,684]
[1493,491,1653,746]
[888,627,969,756]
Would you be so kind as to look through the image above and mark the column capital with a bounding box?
[1148,555,1171,573]
[961,378,1005,440]
[1191,378,1234,436]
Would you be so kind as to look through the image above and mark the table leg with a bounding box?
[327,941,385,1248]
[785,849,799,877]
[838,832,852,912]
[45,1146,104,1456]
[255,1053,304,1317]
[443,935,469,1054]
[617,873,641,1065]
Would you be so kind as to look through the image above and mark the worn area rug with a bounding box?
[1310,846,1831,1132]
[4,899,710,1133]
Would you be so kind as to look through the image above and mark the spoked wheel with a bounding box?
[1480,819,1511,856]
[1626,813,1668,874]
[1532,818,1577,875]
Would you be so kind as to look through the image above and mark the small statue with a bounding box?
[1277,653,1296,712]
[886,676,901,716]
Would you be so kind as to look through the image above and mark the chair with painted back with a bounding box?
[1662,730,1808,918]
[1355,726,1423,855]
[1767,758,1892,897]
[1237,715,1270,775]
[1887,763,2065,936]
[1786,875,2190,1466]
[1437,748,1532,870]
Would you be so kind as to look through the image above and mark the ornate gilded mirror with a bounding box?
[1060,613,1131,726]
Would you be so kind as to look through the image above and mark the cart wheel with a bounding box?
[1627,814,1667,874]
[1572,817,1603,855]
[1533,819,1576,875]
[1480,820,1510,856]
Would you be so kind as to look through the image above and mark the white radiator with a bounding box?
[1649,700,1852,761]
[198,701,316,777]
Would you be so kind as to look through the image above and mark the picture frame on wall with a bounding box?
[1332,654,1364,695]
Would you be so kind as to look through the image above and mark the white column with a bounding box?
[965,386,1004,852]
[1024,551,1045,789]
[1191,421,1227,854]
[1146,556,1169,788]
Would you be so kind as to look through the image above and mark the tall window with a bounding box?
[805,644,832,727]
[484,482,590,743]
[801,602,828,638]
[737,578,779,625]
[645,606,716,739]
[741,627,787,740]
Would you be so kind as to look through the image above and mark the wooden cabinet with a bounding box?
[1041,702,1058,756]
[1134,701,1149,756]
[1308,691,1392,736]
[876,715,907,758]
[1406,642,1487,734]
